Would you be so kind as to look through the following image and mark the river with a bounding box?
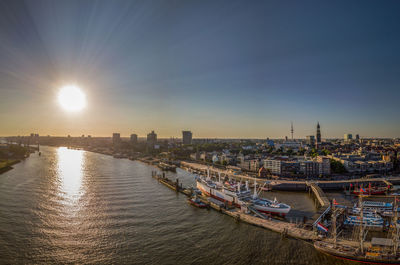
[0,146,347,264]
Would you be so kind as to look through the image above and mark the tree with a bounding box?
[310,148,318,158]
[321,149,331,156]
[330,159,347,174]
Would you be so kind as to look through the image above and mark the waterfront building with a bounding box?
[112,133,121,146]
[316,122,321,147]
[316,156,331,175]
[264,159,283,175]
[182,131,192,145]
[239,159,260,172]
[263,159,300,176]
[330,152,393,173]
[147,131,157,147]
[300,161,319,176]
[130,134,138,145]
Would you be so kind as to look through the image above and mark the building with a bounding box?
[266,139,274,147]
[112,133,121,146]
[130,134,138,145]
[264,159,283,175]
[316,156,331,175]
[344,133,353,142]
[300,161,319,176]
[182,131,193,145]
[239,159,260,172]
[147,131,157,147]
[316,122,321,147]
[263,159,300,176]
[274,141,301,151]
[307,135,316,147]
[355,134,360,141]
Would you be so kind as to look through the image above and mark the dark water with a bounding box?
[0,146,349,264]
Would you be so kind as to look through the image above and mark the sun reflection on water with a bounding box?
[57,147,85,203]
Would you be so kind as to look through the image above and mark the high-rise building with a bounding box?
[112,133,121,146]
[307,135,316,147]
[344,133,353,142]
[316,122,321,146]
[182,131,192,145]
[130,134,138,145]
[147,131,157,146]
[355,134,360,141]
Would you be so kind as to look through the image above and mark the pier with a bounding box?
[150,170,318,242]
[306,182,330,208]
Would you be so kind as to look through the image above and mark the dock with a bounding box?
[151,170,318,242]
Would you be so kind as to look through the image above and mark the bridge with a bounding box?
[306,181,330,208]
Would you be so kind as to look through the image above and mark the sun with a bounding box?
[58,85,86,112]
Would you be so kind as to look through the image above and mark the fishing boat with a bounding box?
[187,197,207,208]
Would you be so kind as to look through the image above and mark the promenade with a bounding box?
[181,161,400,191]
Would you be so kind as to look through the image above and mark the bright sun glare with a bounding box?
[58,85,86,112]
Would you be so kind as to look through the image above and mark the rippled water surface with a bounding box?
[0,146,350,264]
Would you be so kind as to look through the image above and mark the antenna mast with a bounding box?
[291,121,294,140]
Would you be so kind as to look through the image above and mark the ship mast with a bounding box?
[253,178,257,199]
[359,195,364,253]
[393,196,399,254]
[332,200,337,246]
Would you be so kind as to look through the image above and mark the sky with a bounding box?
[1,0,400,139]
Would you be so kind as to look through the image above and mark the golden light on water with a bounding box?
[57,147,84,203]
[58,85,86,112]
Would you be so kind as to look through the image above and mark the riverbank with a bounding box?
[0,159,20,174]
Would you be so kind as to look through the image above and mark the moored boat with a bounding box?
[187,197,207,208]
[195,173,291,216]
[314,240,400,264]
[352,184,389,196]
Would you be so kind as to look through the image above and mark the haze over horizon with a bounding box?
[1,0,400,138]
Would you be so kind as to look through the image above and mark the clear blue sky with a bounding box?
[1,0,400,138]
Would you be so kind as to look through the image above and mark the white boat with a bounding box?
[251,197,291,217]
[196,172,291,216]
[195,176,250,207]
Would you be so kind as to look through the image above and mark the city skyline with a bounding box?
[1,1,400,138]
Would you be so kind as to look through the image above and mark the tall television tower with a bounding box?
[291,121,294,140]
